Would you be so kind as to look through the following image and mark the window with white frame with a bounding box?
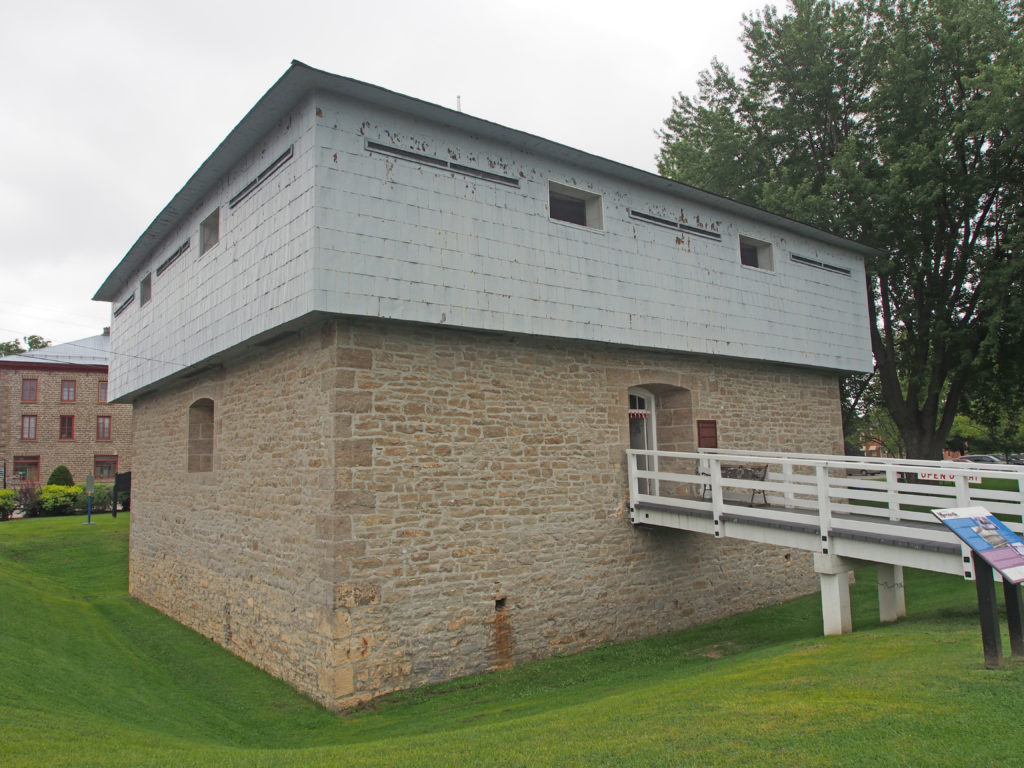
[200,208,220,255]
[739,235,773,271]
[549,181,603,229]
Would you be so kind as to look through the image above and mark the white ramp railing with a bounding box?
[627,448,1024,636]
[626,448,1024,575]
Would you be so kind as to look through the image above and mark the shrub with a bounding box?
[16,484,41,517]
[47,465,74,486]
[74,484,113,513]
[38,485,80,516]
[0,489,16,521]
[95,483,113,512]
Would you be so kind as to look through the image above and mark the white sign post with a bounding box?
[83,473,95,526]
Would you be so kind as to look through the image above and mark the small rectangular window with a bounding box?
[95,455,118,480]
[549,181,603,229]
[21,415,37,440]
[140,273,152,306]
[98,381,108,403]
[97,416,112,441]
[59,415,75,440]
[61,380,76,402]
[550,193,586,225]
[200,208,220,254]
[21,378,37,402]
[739,236,773,271]
[14,455,39,482]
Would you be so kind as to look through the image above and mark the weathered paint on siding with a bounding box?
[104,81,870,401]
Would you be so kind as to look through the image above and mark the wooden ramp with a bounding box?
[627,449,1024,634]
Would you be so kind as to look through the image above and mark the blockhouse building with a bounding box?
[95,62,874,709]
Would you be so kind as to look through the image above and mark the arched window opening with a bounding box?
[188,398,215,473]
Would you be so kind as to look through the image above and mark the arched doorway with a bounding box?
[628,384,696,497]
[629,388,658,495]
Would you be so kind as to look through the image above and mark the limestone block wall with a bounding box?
[129,317,843,709]
[129,328,337,696]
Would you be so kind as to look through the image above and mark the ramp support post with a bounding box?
[877,563,906,623]
[815,554,853,635]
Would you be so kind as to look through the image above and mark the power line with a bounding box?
[0,334,184,368]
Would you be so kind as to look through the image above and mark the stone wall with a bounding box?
[129,317,843,709]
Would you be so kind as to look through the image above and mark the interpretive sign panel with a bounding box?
[934,506,1024,584]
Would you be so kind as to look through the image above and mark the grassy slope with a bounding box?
[2,514,1023,767]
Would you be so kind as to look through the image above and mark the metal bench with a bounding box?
[701,464,768,506]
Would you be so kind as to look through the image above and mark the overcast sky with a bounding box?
[0,0,775,346]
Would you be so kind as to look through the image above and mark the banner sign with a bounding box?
[933,506,1024,584]
[917,471,981,483]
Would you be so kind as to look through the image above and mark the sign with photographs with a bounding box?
[933,506,1024,584]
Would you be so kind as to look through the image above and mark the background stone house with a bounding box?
[0,329,132,489]
[95,62,873,709]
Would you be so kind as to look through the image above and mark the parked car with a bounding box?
[953,454,1005,463]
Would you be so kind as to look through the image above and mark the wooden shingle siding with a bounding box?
[105,76,871,402]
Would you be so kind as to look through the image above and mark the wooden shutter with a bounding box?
[697,419,718,448]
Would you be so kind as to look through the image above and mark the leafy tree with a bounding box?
[947,414,983,453]
[658,0,1024,459]
[842,369,907,457]
[0,489,16,522]
[0,335,51,356]
[961,365,1024,458]
[840,369,876,452]
[46,464,74,486]
[947,413,997,455]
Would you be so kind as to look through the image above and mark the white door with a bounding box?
[628,389,658,495]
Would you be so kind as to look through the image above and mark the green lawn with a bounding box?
[2,514,1023,767]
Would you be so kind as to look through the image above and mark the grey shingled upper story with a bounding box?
[96,62,875,400]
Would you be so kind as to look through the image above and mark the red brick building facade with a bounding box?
[0,331,131,488]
